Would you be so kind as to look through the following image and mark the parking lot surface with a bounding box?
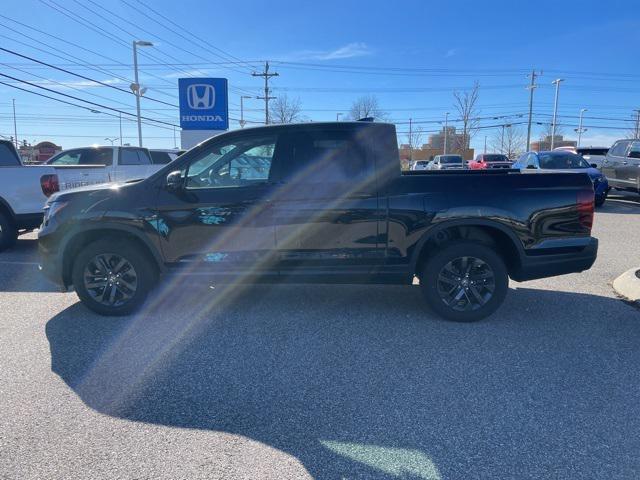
[1,194,639,480]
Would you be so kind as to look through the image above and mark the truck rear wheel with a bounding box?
[72,238,156,316]
[419,241,508,322]
[0,211,18,252]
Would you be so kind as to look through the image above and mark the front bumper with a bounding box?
[38,224,68,291]
[511,237,598,282]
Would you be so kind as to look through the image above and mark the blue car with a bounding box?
[512,150,609,206]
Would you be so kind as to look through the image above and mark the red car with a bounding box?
[469,153,512,169]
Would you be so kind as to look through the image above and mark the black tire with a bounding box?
[419,241,509,322]
[72,238,156,316]
[0,211,18,252]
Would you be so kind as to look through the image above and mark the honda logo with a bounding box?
[187,84,216,110]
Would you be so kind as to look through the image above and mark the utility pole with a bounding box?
[131,40,153,147]
[484,135,487,154]
[501,124,505,154]
[119,112,123,146]
[550,78,564,150]
[525,69,538,151]
[634,109,640,139]
[12,98,18,149]
[252,61,279,125]
[576,108,587,147]
[409,117,413,161]
[443,112,449,154]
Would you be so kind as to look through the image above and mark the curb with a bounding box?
[612,268,640,305]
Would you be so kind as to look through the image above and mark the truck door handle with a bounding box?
[622,161,629,165]
[348,192,374,199]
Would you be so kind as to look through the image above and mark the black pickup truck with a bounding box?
[39,122,598,321]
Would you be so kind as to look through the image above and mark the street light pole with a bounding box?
[240,95,252,128]
[132,40,153,147]
[119,111,123,146]
[104,137,118,146]
[577,108,587,147]
[443,112,449,154]
[550,78,564,150]
[12,98,18,149]
[525,69,538,152]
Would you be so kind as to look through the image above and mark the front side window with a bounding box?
[609,141,630,157]
[0,143,20,166]
[47,148,113,166]
[185,135,277,189]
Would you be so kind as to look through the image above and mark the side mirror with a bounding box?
[590,163,598,169]
[166,170,184,191]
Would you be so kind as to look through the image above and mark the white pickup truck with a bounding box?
[0,143,181,250]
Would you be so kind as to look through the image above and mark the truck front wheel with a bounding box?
[419,241,508,322]
[72,238,156,316]
[0,211,18,252]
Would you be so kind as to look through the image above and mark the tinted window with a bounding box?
[185,135,277,189]
[283,130,373,186]
[0,142,20,166]
[609,141,630,157]
[416,161,428,167]
[539,153,590,169]
[48,148,113,166]
[120,149,150,166]
[483,154,509,162]
[150,151,173,164]
[628,142,640,159]
[439,155,463,164]
[577,148,608,156]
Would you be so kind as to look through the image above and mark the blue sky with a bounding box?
[1,0,639,151]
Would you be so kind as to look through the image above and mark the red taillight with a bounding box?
[40,174,59,197]
[577,190,594,231]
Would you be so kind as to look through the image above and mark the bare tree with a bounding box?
[348,94,388,120]
[491,125,525,159]
[453,81,480,151]
[406,123,425,161]
[271,94,303,124]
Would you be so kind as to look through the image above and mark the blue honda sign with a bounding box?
[178,78,229,130]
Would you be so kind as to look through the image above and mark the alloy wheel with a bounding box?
[436,256,496,311]
[83,253,138,307]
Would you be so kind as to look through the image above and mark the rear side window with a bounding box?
[150,151,173,164]
[120,149,151,165]
[283,129,373,187]
[609,141,630,157]
[48,148,113,166]
[0,143,20,166]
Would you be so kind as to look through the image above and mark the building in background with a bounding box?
[530,135,576,152]
[427,126,466,151]
[18,141,62,164]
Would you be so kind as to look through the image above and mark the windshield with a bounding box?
[440,155,463,164]
[483,154,509,163]
[539,153,591,169]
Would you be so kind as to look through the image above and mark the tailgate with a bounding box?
[53,165,109,191]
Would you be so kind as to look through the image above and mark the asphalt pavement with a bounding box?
[1,193,639,480]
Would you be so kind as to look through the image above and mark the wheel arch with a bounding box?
[61,224,164,287]
[411,219,525,278]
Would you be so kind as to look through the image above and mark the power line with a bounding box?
[0,46,178,108]
[0,72,179,128]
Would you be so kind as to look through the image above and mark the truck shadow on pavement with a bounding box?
[46,284,640,479]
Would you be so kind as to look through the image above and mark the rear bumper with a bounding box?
[511,237,598,282]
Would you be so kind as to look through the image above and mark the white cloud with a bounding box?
[444,48,458,58]
[283,42,373,61]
